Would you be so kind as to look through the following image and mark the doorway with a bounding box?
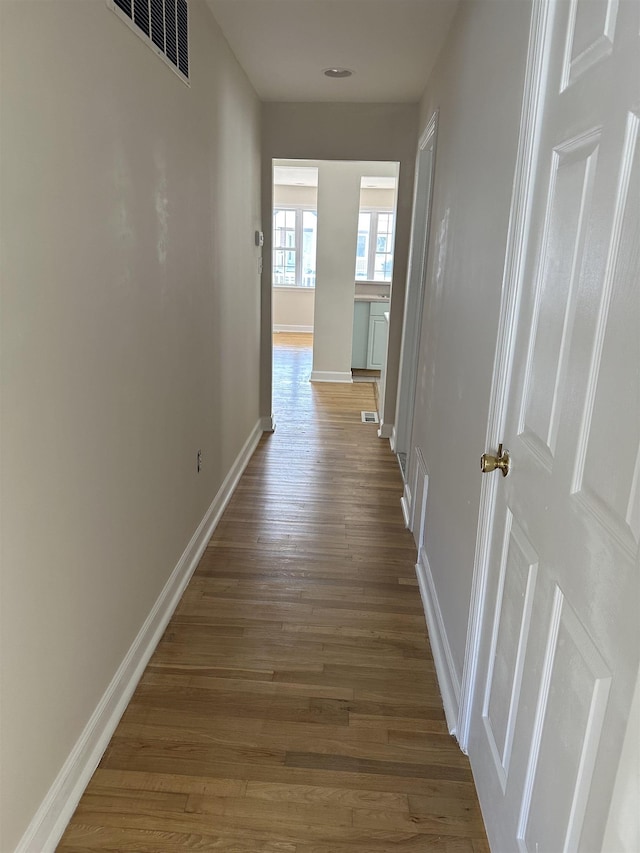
[394,112,438,499]
[270,158,399,424]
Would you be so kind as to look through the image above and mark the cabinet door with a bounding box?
[352,302,370,368]
[369,302,388,316]
[367,314,387,369]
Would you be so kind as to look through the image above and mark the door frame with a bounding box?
[457,0,554,752]
[394,111,438,502]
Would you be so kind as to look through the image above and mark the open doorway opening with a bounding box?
[271,158,399,427]
[352,174,398,423]
[395,113,437,486]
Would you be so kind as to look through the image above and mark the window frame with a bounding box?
[356,207,396,283]
[272,205,317,289]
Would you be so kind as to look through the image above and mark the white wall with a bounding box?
[311,162,362,380]
[273,288,315,331]
[261,103,418,424]
[409,0,531,683]
[274,184,317,207]
[0,1,261,849]
[359,187,396,213]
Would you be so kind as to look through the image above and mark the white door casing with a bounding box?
[394,113,438,497]
[463,0,640,850]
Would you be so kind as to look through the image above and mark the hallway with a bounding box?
[58,334,488,852]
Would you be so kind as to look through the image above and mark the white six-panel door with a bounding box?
[468,0,640,850]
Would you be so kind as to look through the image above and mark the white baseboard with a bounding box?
[310,371,353,383]
[400,494,411,529]
[390,426,397,452]
[15,418,266,853]
[377,421,393,440]
[261,414,276,433]
[415,547,461,738]
[273,324,314,333]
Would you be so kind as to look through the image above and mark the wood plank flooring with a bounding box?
[58,333,489,852]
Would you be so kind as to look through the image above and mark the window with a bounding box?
[110,0,189,81]
[273,207,317,287]
[355,210,395,282]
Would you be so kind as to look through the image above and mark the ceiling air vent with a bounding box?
[110,0,189,82]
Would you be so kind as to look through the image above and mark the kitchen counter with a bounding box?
[354,294,390,302]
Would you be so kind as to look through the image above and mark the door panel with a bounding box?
[367,313,387,369]
[482,515,539,792]
[561,0,619,88]
[468,1,640,849]
[571,110,640,553]
[518,130,599,467]
[519,587,612,853]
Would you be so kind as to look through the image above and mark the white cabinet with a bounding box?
[367,304,388,369]
[352,300,388,370]
[351,302,370,368]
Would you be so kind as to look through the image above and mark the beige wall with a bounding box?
[312,161,362,379]
[409,0,531,677]
[273,186,395,217]
[360,187,396,210]
[273,184,317,207]
[0,1,261,849]
[311,160,398,380]
[261,103,418,423]
[273,288,315,329]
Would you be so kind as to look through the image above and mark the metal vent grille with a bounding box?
[110,0,189,81]
[361,411,379,424]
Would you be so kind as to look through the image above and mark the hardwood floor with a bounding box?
[58,332,489,852]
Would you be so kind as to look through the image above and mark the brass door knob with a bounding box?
[481,443,510,477]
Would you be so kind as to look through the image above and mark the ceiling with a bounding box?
[205,0,459,103]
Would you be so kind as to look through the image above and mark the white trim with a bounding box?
[14,418,266,853]
[377,421,393,440]
[393,110,438,479]
[309,371,353,384]
[400,490,411,528]
[261,414,276,433]
[410,446,427,538]
[390,425,397,452]
[273,324,314,333]
[516,586,564,850]
[415,548,461,736]
[400,463,413,529]
[457,0,554,752]
[418,111,439,151]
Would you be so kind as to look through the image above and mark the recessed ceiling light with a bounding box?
[323,67,353,78]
